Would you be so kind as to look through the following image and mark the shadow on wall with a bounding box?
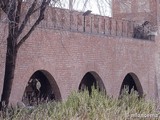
[22,70,61,106]
[78,71,106,95]
[119,73,143,97]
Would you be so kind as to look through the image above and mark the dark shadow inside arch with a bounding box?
[78,71,106,95]
[120,73,143,97]
[22,70,61,106]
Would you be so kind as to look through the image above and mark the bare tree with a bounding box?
[0,0,51,109]
[56,0,112,16]
[0,0,112,109]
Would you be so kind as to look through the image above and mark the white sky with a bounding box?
[54,0,112,16]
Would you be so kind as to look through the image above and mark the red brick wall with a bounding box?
[112,0,158,25]
[5,27,156,104]
[0,8,157,104]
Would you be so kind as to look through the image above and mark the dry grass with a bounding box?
[0,88,158,120]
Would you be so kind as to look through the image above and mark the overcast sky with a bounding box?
[54,0,112,16]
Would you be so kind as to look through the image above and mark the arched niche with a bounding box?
[78,71,106,95]
[22,70,61,106]
[120,73,143,97]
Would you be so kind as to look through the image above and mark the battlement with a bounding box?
[0,6,155,40]
[28,7,135,38]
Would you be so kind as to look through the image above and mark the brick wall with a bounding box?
[0,26,155,104]
[0,7,157,104]
[112,0,158,26]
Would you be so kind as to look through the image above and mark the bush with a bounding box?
[0,88,157,120]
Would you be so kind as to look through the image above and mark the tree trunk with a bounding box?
[0,0,50,111]
[0,36,17,110]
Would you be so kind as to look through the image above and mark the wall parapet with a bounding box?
[37,7,135,38]
[0,7,155,40]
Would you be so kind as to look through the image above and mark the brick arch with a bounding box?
[40,70,62,100]
[78,71,106,95]
[22,70,61,105]
[120,72,143,97]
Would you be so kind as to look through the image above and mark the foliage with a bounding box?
[0,88,158,120]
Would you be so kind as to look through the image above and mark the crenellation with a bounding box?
[110,19,117,36]
[0,6,146,40]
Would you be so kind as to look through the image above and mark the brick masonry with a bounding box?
[0,1,159,104]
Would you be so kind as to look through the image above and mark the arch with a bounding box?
[22,70,61,106]
[78,71,106,95]
[120,73,143,97]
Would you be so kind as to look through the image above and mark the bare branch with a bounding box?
[15,0,23,32]
[16,0,51,50]
[82,0,89,11]
[17,0,38,38]
[0,0,9,13]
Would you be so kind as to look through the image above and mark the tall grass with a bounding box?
[0,88,158,120]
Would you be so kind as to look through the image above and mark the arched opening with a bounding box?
[78,71,106,95]
[22,70,61,106]
[120,73,143,97]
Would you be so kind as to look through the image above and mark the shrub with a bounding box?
[1,88,157,120]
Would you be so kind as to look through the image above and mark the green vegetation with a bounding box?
[0,88,158,120]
